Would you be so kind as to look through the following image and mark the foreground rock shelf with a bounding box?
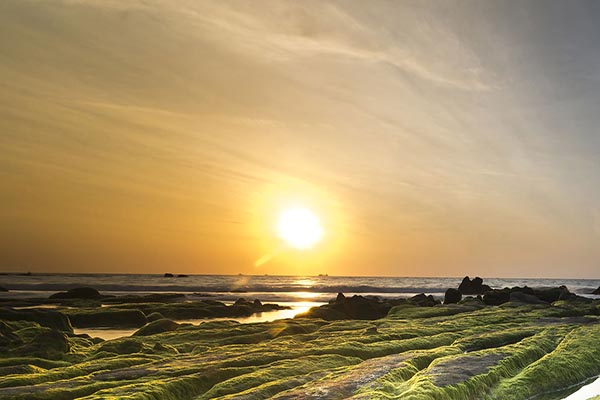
[0,290,290,330]
[0,288,599,399]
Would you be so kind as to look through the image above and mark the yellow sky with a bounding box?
[1,1,599,278]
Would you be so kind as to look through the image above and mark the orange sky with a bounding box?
[1,1,599,278]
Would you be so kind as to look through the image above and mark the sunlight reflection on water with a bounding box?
[73,301,323,340]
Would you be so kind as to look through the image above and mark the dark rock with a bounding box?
[68,309,147,328]
[49,287,101,299]
[299,293,448,321]
[297,294,394,320]
[260,303,288,312]
[458,276,492,295]
[0,286,7,292]
[593,287,600,295]
[227,297,287,315]
[164,273,174,278]
[510,291,548,305]
[102,299,289,321]
[134,319,179,336]
[444,288,462,304]
[234,298,248,306]
[0,308,73,332]
[336,295,386,319]
[533,286,572,303]
[228,304,255,317]
[510,286,535,295]
[483,289,510,306]
[177,274,188,278]
[295,306,347,321]
[483,285,579,306]
[409,293,440,307]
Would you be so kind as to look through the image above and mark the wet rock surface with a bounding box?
[458,276,492,295]
[452,277,589,307]
[49,287,101,300]
[427,353,509,387]
[296,293,440,320]
[444,288,462,304]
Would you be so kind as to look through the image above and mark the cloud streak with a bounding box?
[0,0,599,277]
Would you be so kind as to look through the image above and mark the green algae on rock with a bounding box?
[0,296,599,399]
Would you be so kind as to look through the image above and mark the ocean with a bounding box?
[1,273,599,303]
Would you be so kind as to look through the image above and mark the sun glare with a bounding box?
[277,207,324,250]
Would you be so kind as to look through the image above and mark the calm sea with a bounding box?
[1,273,599,303]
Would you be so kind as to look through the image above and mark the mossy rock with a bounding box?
[146,312,165,322]
[133,319,179,336]
[273,322,311,337]
[12,329,70,359]
[191,344,209,354]
[152,342,179,354]
[96,338,143,354]
[0,321,24,347]
[0,363,46,375]
[0,308,73,332]
[0,294,598,399]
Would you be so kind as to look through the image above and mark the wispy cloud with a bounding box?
[0,0,599,276]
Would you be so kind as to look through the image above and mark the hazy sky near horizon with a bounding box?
[1,0,600,278]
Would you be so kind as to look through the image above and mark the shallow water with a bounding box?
[73,327,139,340]
[12,304,64,309]
[74,301,324,340]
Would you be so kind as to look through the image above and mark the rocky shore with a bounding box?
[0,278,599,399]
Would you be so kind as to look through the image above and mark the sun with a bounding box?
[277,206,324,250]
